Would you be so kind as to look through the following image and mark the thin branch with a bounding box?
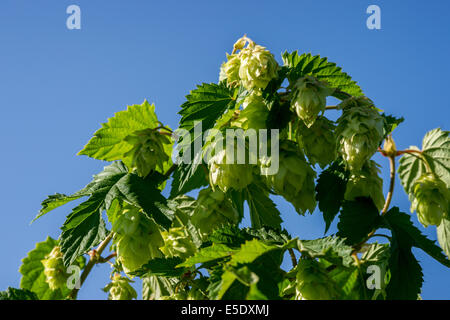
[288,248,297,268]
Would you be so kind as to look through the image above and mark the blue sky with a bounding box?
[0,1,449,299]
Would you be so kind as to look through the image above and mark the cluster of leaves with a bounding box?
[2,37,449,300]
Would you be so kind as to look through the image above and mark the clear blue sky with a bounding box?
[0,1,449,299]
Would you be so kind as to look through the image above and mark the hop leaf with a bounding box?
[296,116,337,168]
[41,246,69,291]
[410,173,450,227]
[335,97,385,172]
[295,259,340,300]
[103,274,137,300]
[291,76,333,128]
[160,227,198,259]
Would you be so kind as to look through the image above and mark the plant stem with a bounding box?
[288,248,297,268]
[68,232,114,300]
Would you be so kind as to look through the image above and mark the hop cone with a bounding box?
[191,188,239,237]
[335,97,385,172]
[295,259,339,300]
[103,274,137,300]
[296,116,337,168]
[232,94,269,131]
[344,160,385,211]
[291,76,333,128]
[411,173,450,227]
[41,246,69,291]
[220,53,241,87]
[123,128,172,177]
[160,227,197,259]
[260,144,316,215]
[238,42,278,92]
[113,204,164,275]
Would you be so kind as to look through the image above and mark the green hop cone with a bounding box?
[296,116,337,168]
[41,246,69,291]
[221,53,241,87]
[260,143,316,215]
[123,128,172,177]
[410,173,450,227]
[160,227,197,259]
[238,41,278,92]
[103,274,137,300]
[291,76,333,128]
[112,204,164,275]
[344,160,385,211]
[335,96,385,172]
[232,94,269,131]
[295,259,339,300]
[191,188,239,237]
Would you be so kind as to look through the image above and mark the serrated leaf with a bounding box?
[316,160,349,233]
[245,184,282,229]
[78,100,159,161]
[383,207,450,268]
[437,218,450,259]
[337,197,382,245]
[131,257,185,277]
[207,224,253,248]
[296,236,354,267]
[0,287,38,300]
[32,194,83,223]
[142,275,178,300]
[178,244,236,268]
[282,51,363,97]
[381,113,404,138]
[169,160,208,198]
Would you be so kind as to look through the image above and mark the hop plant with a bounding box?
[232,94,269,131]
[260,143,316,215]
[291,76,333,128]
[295,259,339,300]
[112,204,164,275]
[296,116,337,168]
[220,53,241,87]
[41,246,69,291]
[191,188,239,237]
[123,128,172,177]
[344,160,385,211]
[410,173,450,227]
[160,227,197,259]
[103,274,137,300]
[335,96,385,172]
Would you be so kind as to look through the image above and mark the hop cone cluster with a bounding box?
[291,76,333,128]
[335,96,385,172]
[220,37,278,92]
[123,128,172,177]
[112,204,164,275]
[296,116,337,168]
[344,160,385,211]
[411,173,450,227]
[295,259,339,300]
[260,144,316,215]
[41,246,68,291]
[103,274,137,300]
[160,227,197,259]
[191,188,239,237]
[232,94,269,131]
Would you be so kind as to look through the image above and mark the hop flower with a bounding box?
[295,259,339,300]
[344,160,385,211]
[335,97,385,172]
[103,274,137,300]
[291,76,333,128]
[238,41,278,92]
[160,227,197,259]
[232,94,269,131]
[112,204,164,275]
[221,54,241,87]
[296,116,337,168]
[123,128,172,177]
[411,173,450,227]
[260,144,316,215]
[191,188,239,237]
[41,246,69,291]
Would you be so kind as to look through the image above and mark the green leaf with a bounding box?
[178,244,236,268]
[245,184,282,229]
[296,236,354,267]
[381,113,404,138]
[398,128,450,199]
[282,51,363,97]
[383,207,450,268]
[32,194,83,223]
[437,218,450,259]
[19,237,68,300]
[207,224,253,248]
[131,257,185,277]
[315,160,349,233]
[327,265,365,300]
[169,160,208,198]
[142,275,178,300]
[78,100,159,161]
[337,197,382,245]
[229,239,278,266]
[60,193,107,266]
[0,287,38,300]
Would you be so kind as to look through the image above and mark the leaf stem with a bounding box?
[288,248,297,268]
